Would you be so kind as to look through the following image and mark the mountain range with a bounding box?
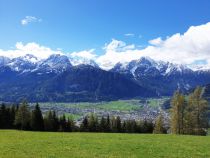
[0,54,209,102]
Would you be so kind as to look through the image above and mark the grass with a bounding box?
[37,100,143,112]
[0,130,210,158]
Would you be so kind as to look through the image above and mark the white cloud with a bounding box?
[69,49,97,60]
[97,22,210,70]
[1,22,210,70]
[0,42,62,59]
[97,39,139,69]
[124,33,134,37]
[149,37,163,46]
[21,16,42,25]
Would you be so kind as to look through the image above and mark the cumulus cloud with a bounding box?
[97,22,210,70]
[69,49,96,60]
[1,22,210,70]
[96,39,139,69]
[21,16,42,25]
[0,42,62,59]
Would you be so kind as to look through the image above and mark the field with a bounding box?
[0,130,210,158]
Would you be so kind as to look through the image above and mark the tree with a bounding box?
[116,116,121,132]
[9,105,16,129]
[170,91,185,134]
[153,113,166,134]
[66,117,75,132]
[100,116,106,132]
[105,115,111,132]
[59,114,67,132]
[110,116,117,132]
[80,116,89,132]
[140,119,154,133]
[185,87,209,135]
[44,110,58,131]
[88,113,99,132]
[31,103,44,131]
[14,100,31,130]
[0,104,7,128]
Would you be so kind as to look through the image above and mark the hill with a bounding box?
[0,130,210,158]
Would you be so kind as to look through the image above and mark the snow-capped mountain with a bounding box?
[111,57,210,96]
[0,54,99,73]
[6,54,38,72]
[0,54,209,102]
[111,57,193,76]
[36,54,72,73]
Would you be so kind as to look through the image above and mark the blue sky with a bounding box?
[0,0,210,70]
[0,0,210,52]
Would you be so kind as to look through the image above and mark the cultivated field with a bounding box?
[0,130,209,158]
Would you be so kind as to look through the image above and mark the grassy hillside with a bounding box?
[0,130,210,158]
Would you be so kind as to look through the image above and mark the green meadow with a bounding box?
[0,130,209,158]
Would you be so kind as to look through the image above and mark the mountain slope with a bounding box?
[111,57,210,96]
[0,64,155,102]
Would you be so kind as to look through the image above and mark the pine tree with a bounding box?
[153,113,165,134]
[44,110,58,131]
[116,116,121,132]
[140,119,154,133]
[66,117,75,132]
[105,115,111,132]
[80,116,89,132]
[31,103,44,131]
[88,113,98,132]
[170,91,185,134]
[14,100,31,130]
[0,104,7,128]
[52,111,59,131]
[59,114,67,132]
[100,116,106,132]
[9,105,16,129]
[121,121,127,133]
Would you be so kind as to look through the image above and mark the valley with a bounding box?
[30,98,170,124]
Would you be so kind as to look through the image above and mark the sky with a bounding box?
[0,0,210,70]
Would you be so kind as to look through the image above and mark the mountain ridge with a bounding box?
[0,54,209,102]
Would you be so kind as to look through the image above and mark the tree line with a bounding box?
[0,86,209,135]
[0,101,156,133]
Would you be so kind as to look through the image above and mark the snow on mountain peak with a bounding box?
[69,56,99,68]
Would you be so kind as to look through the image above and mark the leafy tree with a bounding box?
[31,103,44,131]
[170,91,185,134]
[153,113,166,134]
[14,100,31,130]
[110,116,117,132]
[185,87,209,135]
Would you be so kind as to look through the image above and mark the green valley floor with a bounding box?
[0,130,209,158]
